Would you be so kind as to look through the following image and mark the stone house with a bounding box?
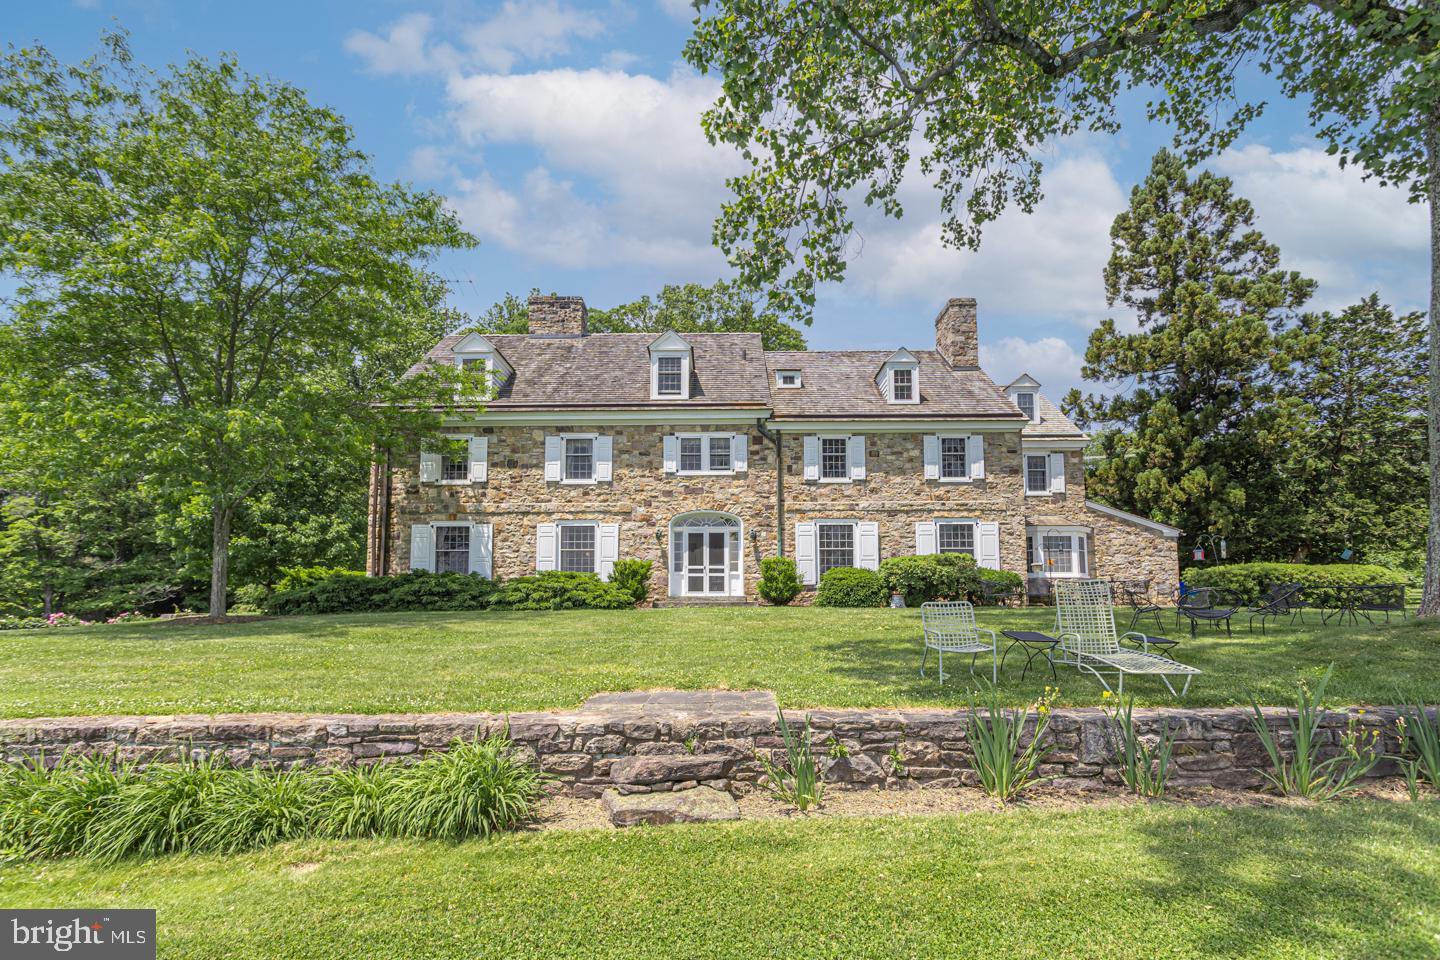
[365,295,1180,602]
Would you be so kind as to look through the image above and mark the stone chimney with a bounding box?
[528,295,588,337]
[934,298,978,368]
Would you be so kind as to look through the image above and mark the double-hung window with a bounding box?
[679,437,704,472]
[559,524,597,573]
[937,522,975,557]
[1025,454,1050,494]
[656,356,683,396]
[892,367,915,401]
[439,437,470,483]
[817,523,855,575]
[434,524,471,573]
[674,434,736,474]
[820,437,849,481]
[1015,392,1036,421]
[564,438,594,482]
[708,435,731,472]
[940,437,967,480]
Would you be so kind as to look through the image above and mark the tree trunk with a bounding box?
[42,582,53,618]
[1421,110,1440,617]
[209,501,233,619]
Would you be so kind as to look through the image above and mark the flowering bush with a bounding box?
[105,611,148,625]
[0,612,94,630]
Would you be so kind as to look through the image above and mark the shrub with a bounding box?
[384,736,546,841]
[261,572,494,616]
[191,767,317,854]
[758,557,802,605]
[86,752,233,863]
[1184,562,1409,605]
[0,613,93,630]
[489,571,635,611]
[275,566,365,593]
[815,567,888,607]
[608,559,654,606]
[978,567,1025,593]
[757,711,823,811]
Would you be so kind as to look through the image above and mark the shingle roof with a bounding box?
[1022,392,1086,439]
[764,350,1025,420]
[408,332,771,409]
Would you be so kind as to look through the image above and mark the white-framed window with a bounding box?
[817,522,855,575]
[656,355,684,396]
[892,367,915,401]
[564,437,594,482]
[667,433,742,475]
[1026,454,1050,494]
[439,436,470,483]
[420,434,487,485]
[776,369,802,388]
[559,523,598,573]
[940,436,967,480]
[434,524,471,573]
[707,435,731,472]
[1015,391,1036,421]
[820,437,849,480]
[1029,529,1089,577]
[936,521,975,557]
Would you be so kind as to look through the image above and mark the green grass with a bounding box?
[3,802,1437,958]
[0,608,1435,717]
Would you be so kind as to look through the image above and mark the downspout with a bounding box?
[378,449,393,576]
[754,418,784,556]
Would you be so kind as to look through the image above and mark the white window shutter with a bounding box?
[663,435,678,474]
[978,521,1001,570]
[803,435,820,482]
[848,435,867,480]
[594,435,613,482]
[669,530,683,597]
[468,436,488,483]
[598,523,620,580]
[915,521,937,555]
[922,435,940,480]
[543,437,562,482]
[535,523,557,571]
[795,522,817,584]
[1049,452,1066,494]
[470,522,493,578]
[408,524,434,572]
[967,434,986,479]
[731,433,748,472]
[857,522,880,570]
[418,451,440,484]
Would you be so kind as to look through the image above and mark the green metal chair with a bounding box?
[1054,580,1201,697]
[920,601,998,685]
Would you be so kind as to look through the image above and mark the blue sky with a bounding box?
[9,1,1430,398]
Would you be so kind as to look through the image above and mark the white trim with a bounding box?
[671,432,740,475]
[1021,438,1089,451]
[1028,527,1090,578]
[1023,451,1052,496]
[650,350,691,401]
[932,433,973,483]
[812,434,855,484]
[933,518,978,558]
[430,433,479,485]
[775,369,803,389]
[1086,501,1182,539]
[767,419,1022,433]
[553,520,603,575]
[444,408,771,427]
[669,511,745,598]
[558,433,601,486]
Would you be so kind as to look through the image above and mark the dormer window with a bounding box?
[892,367,915,401]
[450,332,512,396]
[648,331,693,400]
[877,348,920,405]
[776,370,802,389]
[1004,374,1043,422]
[1015,392,1036,421]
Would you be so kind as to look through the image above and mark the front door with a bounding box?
[684,530,728,595]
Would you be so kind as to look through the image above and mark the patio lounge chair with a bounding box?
[920,601,998,684]
[1053,580,1201,698]
[1246,583,1304,635]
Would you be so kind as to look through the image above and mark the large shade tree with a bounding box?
[684,0,1440,614]
[0,36,474,617]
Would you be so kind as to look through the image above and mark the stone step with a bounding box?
[651,597,752,608]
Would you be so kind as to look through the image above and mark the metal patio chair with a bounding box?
[1178,587,1239,638]
[1054,580,1201,698]
[920,601,998,685]
[1246,583,1304,635]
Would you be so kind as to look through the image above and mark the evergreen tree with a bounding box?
[1064,150,1314,555]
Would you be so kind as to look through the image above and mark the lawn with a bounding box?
[3,801,1437,958]
[0,607,1435,717]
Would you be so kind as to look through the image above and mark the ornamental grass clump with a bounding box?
[757,710,823,811]
[966,685,1054,804]
[384,735,546,842]
[86,751,233,863]
[1249,665,1380,800]
[313,765,399,840]
[1395,700,1440,796]
[0,753,137,859]
[1102,694,1176,799]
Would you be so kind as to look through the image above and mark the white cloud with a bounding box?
[345,3,605,77]
[656,0,698,21]
[981,336,1088,400]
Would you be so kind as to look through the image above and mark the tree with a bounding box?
[474,280,809,349]
[684,1,1440,613]
[0,36,474,617]
[1067,150,1314,556]
[1273,295,1429,567]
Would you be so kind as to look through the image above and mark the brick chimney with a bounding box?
[528,295,588,337]
[934,298,978,368]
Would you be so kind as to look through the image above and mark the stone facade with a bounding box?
[0,698,1410,797]
[527,295,588,337]
[933,298,979,368]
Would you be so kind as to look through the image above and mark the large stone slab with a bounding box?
[602,786,741,827]
[609,754,728,784]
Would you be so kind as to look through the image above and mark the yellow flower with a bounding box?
[1102,691,1113,699]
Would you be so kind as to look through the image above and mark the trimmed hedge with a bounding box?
[758,557,803,605]
[261,570,635,616]
[1183,562,1411,605]
[815,567,889,607]
[489,572,635,611]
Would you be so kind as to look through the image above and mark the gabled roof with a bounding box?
[647,331,692,352]
[1005,373,1042,390]
[1021,391,1085,439]
[407,332,769,409]
[764,350,1024,420]
[452,332,501,355]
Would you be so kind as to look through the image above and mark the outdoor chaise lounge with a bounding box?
[920,601,998,684]
[1054,580,1202,697]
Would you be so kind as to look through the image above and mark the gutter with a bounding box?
[754,418,784,557]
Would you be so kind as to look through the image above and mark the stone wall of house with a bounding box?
[0,705,1406,797]
[372,422,1178,602]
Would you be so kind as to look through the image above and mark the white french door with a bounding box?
[684,529,729,595]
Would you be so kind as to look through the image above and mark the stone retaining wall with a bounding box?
[0,693,1410,797]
